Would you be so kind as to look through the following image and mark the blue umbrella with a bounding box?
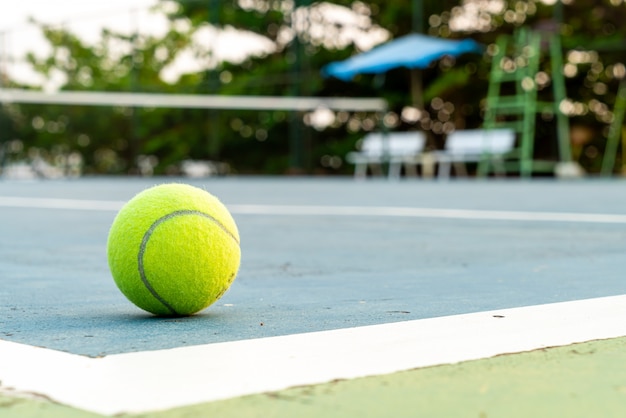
[322,33,483,81]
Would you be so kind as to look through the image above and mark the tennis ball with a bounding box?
[107,183,240,316]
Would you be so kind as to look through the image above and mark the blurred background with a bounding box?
[0,0,625,178]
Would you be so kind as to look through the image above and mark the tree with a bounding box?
[9,18,220,174]
[4,0,626,175]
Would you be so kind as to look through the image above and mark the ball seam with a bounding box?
[138,209,239,315]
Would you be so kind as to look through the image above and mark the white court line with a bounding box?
[0,196,125,211]
[1,196,626,223]
[2,295,626,415]
[230,204,626,223]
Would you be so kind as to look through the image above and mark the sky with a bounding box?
[0,0,278,87]
[0,0,157,33]
[0,0,389,89]
[0,1,164,55]
[0,0,165,86]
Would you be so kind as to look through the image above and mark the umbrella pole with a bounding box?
[412,0,423,109]
[373,74,392,177]
[410,69,424,109]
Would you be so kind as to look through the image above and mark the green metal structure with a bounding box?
[601,78,626,176]
[480,28,572,177]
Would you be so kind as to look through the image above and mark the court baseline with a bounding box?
[0,295,625,415]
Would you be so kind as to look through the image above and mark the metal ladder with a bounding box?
[601,78,626,176]
[479,28,572,177]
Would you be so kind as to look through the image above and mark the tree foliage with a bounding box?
[1,0,625,175]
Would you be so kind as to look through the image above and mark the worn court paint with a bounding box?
[2,178,626,357]
[133,336,626,418]
[2,178,626,416]
[1,295,626,415]
[3,337,626,417]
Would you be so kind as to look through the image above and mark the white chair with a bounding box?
[346,131,427,179]
[434,129,516,179]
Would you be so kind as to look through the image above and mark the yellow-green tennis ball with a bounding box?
[107,183,241,316]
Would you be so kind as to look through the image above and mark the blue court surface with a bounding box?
[1,177,625,356]
[2,177,626,415]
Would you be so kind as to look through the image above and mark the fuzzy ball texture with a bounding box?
[107,183,241,316]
